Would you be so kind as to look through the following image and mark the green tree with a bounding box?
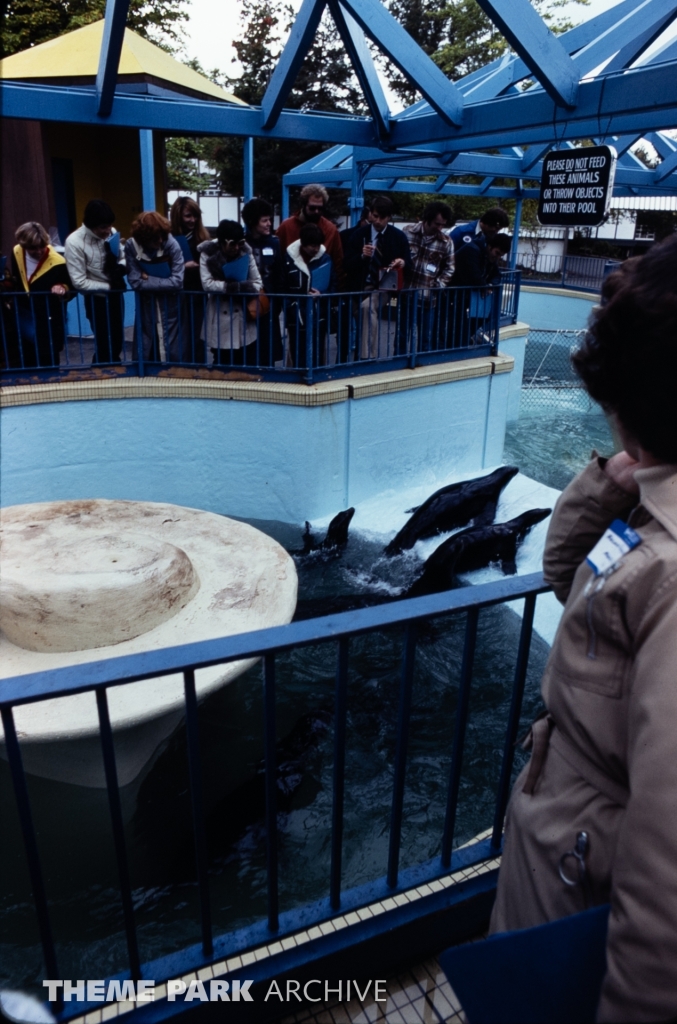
[165,137,215,193]
[1,0,189,58]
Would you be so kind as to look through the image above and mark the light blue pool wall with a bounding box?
[518,287,597,332]
[7,281,614,523]
[1,365,513,522]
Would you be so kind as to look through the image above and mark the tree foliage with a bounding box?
[1,0,189,58]
[165,137,215,193]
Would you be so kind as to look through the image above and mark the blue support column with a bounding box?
[510,195,522,270]
[282,184,290,221]
[139,129,155,211]
[350,160,364,226]
[244,137,254,201]
[96,0,131,116]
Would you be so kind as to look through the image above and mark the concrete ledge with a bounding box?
[1,352,515,409]
[497,320,529,340]
[0,375,351,410]
[521,284,599,301]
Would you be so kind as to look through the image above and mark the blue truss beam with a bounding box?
[474,0,578,107]
[3,55,677,152]
[600,133,643,157]
[329,1,390,138]
[0,81,376,145]
[260,0,328,130]
[654,137,677,180]
[645,130,677,158]
[463,0,650,90]
[284,146,677,197]
[638,32,677,64]
[339,0,464,126]
[96,0,131,116]
[603,6,677,74]
[387,60,677,150]
[328,1,389,137]
[424,0,671,107]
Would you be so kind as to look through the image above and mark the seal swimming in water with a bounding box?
[293,508,355,556]
[384,466,519,556]
[294,507,550,619]
[405,508,552,597]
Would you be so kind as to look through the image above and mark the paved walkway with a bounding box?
[279,956,467,1023]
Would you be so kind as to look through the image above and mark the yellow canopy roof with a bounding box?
[0,20,247,105]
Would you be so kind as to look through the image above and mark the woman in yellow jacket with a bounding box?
[6,221,72,368]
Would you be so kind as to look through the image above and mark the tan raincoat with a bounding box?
[490,456,677,1022]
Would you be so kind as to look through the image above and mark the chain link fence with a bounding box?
[520,328,595,412]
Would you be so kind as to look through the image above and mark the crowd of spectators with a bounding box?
[0,184,511,371]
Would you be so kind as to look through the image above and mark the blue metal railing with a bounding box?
[516,253,620,292]
[1,273,521,386]
[1,570,550,1018]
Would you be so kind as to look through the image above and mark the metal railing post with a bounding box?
[263,653,279,931]
[183,669,213,956]
[304,297,314,385]
[491,592,537,850]
[330,637,350,909]
[387,624,418,889]
[134,290,145,377]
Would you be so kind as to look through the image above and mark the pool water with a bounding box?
[0,401,612,992]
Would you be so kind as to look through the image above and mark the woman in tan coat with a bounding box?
[490,234,677,1023]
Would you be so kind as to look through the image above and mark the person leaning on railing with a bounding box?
[403,201,455,353]
[4,221,73,369]
[64,199,127,364]
[281,222,336,369]
[169,196,210,364]
[344,196,412,360]
[242,197,285,365]
[198,219,262,367]
[125,212,184,363]
[489,235,677,1023]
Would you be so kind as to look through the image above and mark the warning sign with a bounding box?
[538,145,617,227]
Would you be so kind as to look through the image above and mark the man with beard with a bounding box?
[277,184,344,286]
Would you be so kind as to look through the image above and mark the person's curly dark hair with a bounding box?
[572,234,677,462]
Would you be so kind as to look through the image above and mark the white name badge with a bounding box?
[586,519,641,576]
[425,262,437,274]
[262,247,274,256]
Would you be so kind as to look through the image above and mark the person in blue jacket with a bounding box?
[449,207,510,256]
[282,223,335,369]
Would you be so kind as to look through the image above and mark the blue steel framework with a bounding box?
[1,572,549,1021]
[1,0,677,210]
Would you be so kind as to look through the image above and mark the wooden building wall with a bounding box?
[1,118,166,256]
[1,119,56,257]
